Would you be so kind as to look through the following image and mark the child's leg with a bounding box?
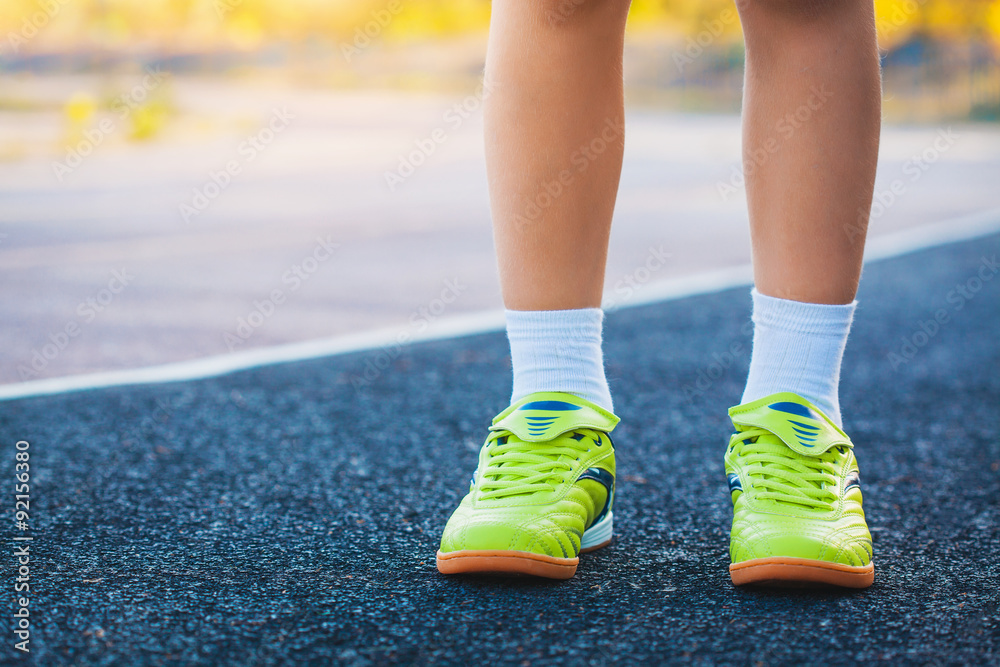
[737,0,881,424]
[437,1,630,580]
[724,0,881,590]
[486,0,630,311]
[485,0,631,410]
[740,0,881,306]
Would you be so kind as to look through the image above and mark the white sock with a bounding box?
[506,308,613,412]
[741,288,856,426]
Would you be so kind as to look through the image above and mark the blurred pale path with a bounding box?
[1,76,999,385]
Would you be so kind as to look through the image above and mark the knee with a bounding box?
[536,0,632,29]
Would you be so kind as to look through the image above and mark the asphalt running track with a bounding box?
[2,232,998,666]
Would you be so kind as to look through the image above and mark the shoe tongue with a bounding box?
[729,392,851,456]
[490,392,619,442]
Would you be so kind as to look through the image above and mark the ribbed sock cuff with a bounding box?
[506,308,613,412]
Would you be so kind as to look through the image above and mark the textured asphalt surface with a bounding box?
[2,232,999,666]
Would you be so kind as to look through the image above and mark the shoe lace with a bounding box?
[476,428,605,501]
[733,427,843,510]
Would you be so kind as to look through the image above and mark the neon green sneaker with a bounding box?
[725,392,874,588]
[436,392,618,580]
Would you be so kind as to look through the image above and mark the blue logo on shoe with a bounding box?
[519,401,582,436]
[768,401,819,420]
[727,473,743,493]
[525,416,559,436]
[768,401,822,448]
[788,420,821,444]
[520,401,582,412]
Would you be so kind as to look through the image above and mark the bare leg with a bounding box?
[738,0,882,305]
[485,0,631,311]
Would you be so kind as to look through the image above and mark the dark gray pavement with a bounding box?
[2,232,998,665]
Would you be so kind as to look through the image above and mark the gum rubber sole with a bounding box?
[730,556,874,588]
[436,538,611,580]
[436,549,578,579]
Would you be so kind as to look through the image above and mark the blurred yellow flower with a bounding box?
[64,92,97,124]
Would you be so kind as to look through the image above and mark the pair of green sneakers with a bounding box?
[437,391,874,588]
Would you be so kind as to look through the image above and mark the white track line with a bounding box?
[2,208,999,402]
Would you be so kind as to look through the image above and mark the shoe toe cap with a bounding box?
[732,516,873,566]
[440,510,583,558]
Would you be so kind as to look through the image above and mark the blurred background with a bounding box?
[2,0,1000,387]
[4,0,1000,119]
